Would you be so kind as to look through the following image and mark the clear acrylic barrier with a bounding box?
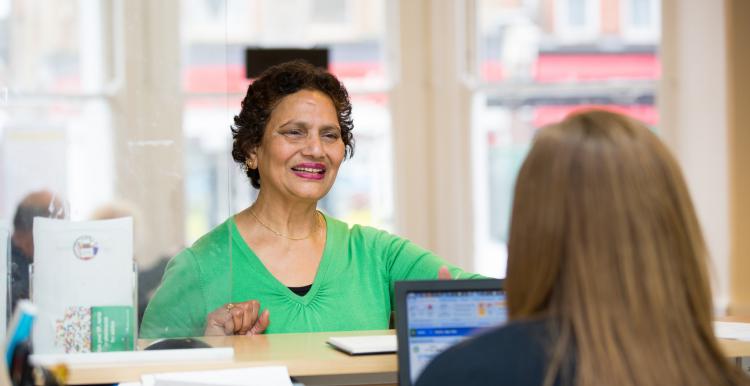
[1,0,393,342]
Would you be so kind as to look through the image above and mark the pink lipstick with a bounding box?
[291,163,326,180]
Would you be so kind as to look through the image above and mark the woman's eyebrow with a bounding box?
[279,120,340,132]
[278,120,308,129]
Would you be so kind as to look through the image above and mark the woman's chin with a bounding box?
[263,179,335,203]
[290,189,330,202]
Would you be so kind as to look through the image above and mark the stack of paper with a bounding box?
[326,335,397,355]
[140,366,293,386]
[31,347,234,367]
[714,321,750,341]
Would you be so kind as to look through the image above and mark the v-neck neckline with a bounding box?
[229,212,333,305]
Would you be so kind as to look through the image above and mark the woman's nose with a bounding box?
[302,135,324,157]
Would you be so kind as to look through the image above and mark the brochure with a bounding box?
[32,217,135,354]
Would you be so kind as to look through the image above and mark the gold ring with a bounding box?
[226,303,235,311]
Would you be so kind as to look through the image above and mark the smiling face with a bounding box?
[248,89,346,204]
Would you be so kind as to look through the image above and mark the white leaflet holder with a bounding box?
[31,217,136,354]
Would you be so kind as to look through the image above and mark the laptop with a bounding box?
[395,279,506,386]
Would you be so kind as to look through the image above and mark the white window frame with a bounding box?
[621,0,660,43]
[555,0,601,43]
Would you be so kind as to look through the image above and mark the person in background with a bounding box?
[141,60,475,339]
[10,190,66,310]
[417,110,750,386]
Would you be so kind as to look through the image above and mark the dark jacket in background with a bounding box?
[10,241,30,312]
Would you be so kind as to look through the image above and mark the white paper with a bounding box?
[141,366,293,386]
[31,347,234,367]
[714,321,750,341]
[327,335,397,355]
[31,217,134,354]
[0,223,8,338]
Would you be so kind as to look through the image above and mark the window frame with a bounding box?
[621,0,660,43]
[555,0,601,43]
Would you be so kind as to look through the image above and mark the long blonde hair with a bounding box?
[506,110,748,386]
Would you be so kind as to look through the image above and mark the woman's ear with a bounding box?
[246,147,258,170]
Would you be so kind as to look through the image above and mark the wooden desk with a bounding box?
[64,329,750,385]
[721,339,750,359]
[68,330,397,386]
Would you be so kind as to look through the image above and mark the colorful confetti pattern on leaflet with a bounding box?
[91,306,135,352]
[54,306,92,353]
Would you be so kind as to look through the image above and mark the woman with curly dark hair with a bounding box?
[141,60,479,338]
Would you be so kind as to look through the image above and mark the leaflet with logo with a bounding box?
[32,217,135,354]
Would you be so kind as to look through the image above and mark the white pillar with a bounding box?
[111,0,184,267]
[390,0,475,270]
[660,0,730,314]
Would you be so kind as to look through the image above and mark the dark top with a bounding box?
[138,257,170,325]
[288,284,312,297]
[10,241,31,311]
[415,319,573,386]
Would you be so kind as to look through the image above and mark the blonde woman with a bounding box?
[417,110,749,386]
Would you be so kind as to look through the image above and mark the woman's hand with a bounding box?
[203,300,271,336]
[438,266,452,280]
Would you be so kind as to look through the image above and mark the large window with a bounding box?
[0,0,114,221]
[472,0,661,276]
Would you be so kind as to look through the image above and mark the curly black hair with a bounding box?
[231,60,355,189]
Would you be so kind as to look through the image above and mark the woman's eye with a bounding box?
[284,130,304,137]
[323,131,341,140]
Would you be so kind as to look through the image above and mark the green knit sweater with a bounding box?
[140,213,479,338]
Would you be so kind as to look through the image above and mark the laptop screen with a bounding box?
[396,279,507,385]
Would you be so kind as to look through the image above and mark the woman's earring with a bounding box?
[248,160,257,170]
